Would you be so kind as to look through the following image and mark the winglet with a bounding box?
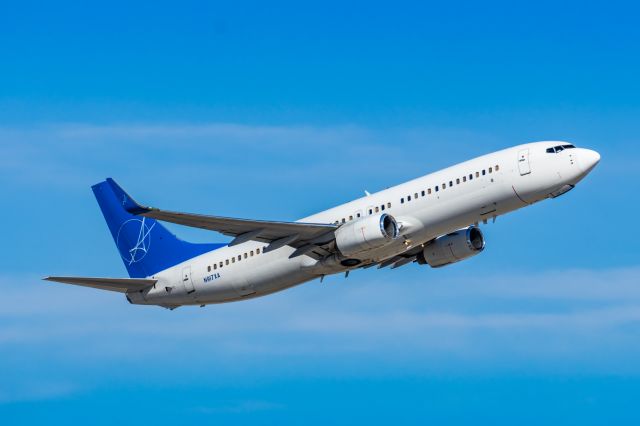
[105,178,151,215]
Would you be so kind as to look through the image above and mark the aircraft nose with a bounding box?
[580,148,601,173]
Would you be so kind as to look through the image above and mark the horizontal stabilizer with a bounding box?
[44,276,157,293]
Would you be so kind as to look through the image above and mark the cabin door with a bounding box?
[518,149,531,176]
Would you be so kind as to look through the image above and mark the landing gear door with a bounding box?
[518,149,531,176]
[182,266,195,294]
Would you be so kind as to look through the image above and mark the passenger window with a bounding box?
[369,208,373,214]
[375,206,380,213]
[435,186,439,192]
[476,172,480,178]
[250,250,254,256]
[442,183,446,189]
[232,258,236,263]
[400,198,404,204]
[214,264,217,270]
[219,262,223,268]
[469,174,473,180]
[381,205,385,211]
[421,190,425,196]
[449,181,453,187]
[482,170,486,176]
[414,192,418,199]
[489,167,493,173]
[349,215,353,220]
[463,176,467,182]
[428,188,432,194]
[226,259,230,265]
[456,178,460,184]
[244,253,248,259]
[207,265,211,272]
[387,202,391,208]
[342,218,346,223]
[256,248,261,255]
[238,255,241,261]
[407,195,411,201]
[357,213,361,218]
[496,164,500,171]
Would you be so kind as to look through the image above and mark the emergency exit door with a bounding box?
[182,266,195,294]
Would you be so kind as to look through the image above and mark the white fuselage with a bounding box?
[128,141,600,307]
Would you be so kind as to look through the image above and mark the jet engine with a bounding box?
[417,226,485,268]
[335,213,400,258]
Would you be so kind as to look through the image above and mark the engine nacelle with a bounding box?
[417,226,485,268]
[335,213,400,258]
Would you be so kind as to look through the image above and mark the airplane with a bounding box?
[45,141,600,309]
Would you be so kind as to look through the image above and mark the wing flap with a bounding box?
[44,276,157,293]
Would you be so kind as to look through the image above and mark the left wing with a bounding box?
[106,178,338,251]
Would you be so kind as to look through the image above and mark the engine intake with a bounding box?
[417,226,485,268]
[335,213,399,258]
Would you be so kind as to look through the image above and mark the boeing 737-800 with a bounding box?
[46,141,600,309]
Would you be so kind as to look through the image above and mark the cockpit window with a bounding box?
[546,144,576,154]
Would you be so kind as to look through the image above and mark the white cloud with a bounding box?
[1,266,640,368]
[0,266,639,405]
[0,122,493,190]
[0,121,632,195]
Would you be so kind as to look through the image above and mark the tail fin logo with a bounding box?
[116,217,156,265]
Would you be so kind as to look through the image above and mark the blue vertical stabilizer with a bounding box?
[92,179,225,278]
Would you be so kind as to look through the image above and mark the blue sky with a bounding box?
[1,1,640,424]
